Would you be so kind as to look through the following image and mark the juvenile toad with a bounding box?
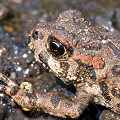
[0,10,120,118]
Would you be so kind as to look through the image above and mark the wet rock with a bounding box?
[0,44,7,55]
[99,110,120,120]
[3,25,14,33]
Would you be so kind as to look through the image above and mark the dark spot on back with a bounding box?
[101,92,111,101]
[89,70,96,80]
[112,65,120,76]
[99,81,111,101]
[99,81,108,92]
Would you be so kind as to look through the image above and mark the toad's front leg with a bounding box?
[0,72,93,118]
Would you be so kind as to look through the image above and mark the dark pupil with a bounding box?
[49,37,65,56]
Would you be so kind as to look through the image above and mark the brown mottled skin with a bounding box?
[0,10,120,118]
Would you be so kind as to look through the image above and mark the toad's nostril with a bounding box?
[32,30,44,40]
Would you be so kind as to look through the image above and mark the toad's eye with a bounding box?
[49,36,65,57]
[32,30,38,39]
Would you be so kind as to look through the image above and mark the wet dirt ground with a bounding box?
[0,0,120,120]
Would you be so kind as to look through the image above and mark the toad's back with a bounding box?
[59,10,120,112]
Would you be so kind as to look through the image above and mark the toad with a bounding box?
[0,10,120,118]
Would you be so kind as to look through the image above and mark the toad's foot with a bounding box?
[0,72,93,118]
